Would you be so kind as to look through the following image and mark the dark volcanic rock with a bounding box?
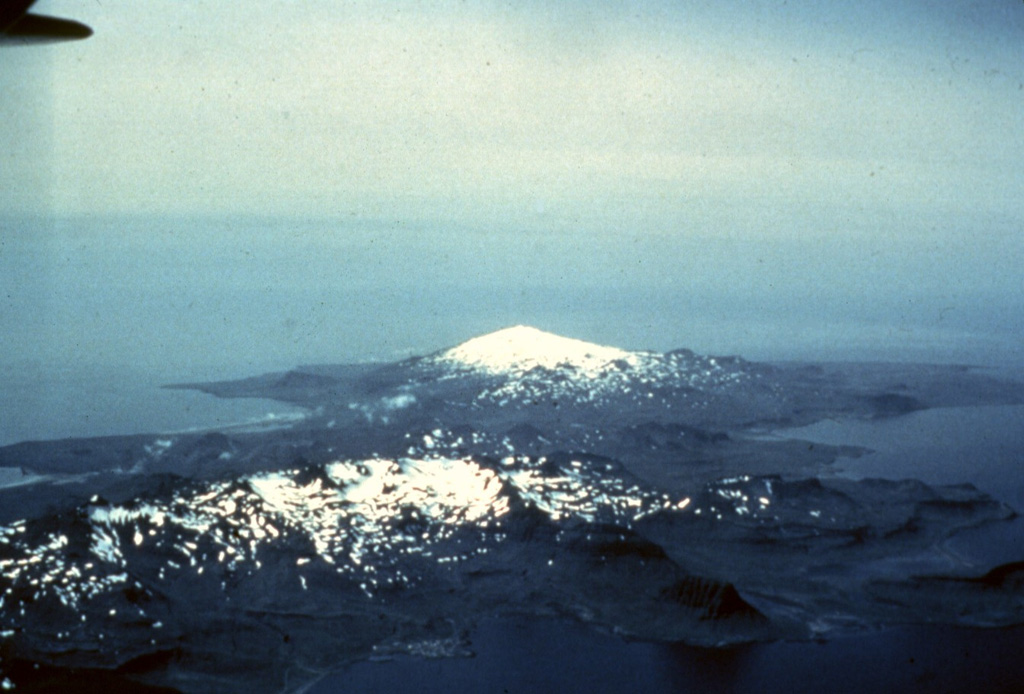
[3,327,1024,691]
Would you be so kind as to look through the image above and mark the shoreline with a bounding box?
[313,615,1024,694]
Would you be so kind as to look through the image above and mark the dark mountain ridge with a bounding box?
[2,326,1024,692]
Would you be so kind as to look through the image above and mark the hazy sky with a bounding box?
[1,1,1023,372]
[4,0,1022,225]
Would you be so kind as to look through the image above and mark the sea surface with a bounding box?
[785,403,1024,506]
[786,403,1024,568]
[324,617,1024,694]
[0,361,307,447]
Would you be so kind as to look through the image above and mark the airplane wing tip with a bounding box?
[1,13,93,44]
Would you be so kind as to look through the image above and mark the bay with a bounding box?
[0,361,306,447]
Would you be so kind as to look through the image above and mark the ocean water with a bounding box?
[0,360,306,447]
[784,403,1024,508]
[4,216,1023,393]
[325,617,1024,694]
[782,403,1024,569]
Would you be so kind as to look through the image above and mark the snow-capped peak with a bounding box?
[436,326,637,379]
[426,327,748,409]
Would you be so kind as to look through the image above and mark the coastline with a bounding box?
[311,404,1024,694]
[0,362,308,448]
[314,615,1024,694]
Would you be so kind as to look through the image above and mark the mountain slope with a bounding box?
[3,326,1024,691]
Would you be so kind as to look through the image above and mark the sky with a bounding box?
[1,1,1023,374]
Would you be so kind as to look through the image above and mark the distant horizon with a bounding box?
[3,212,1022,380]
[2,1,1022,378]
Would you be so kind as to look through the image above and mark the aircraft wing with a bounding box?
[0,0,92,43]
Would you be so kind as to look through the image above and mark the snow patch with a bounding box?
[435,326,637,379]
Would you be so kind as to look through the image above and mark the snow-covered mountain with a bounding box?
[432,325,640,377]
[4,326,1024,691]
[420,326,755,410]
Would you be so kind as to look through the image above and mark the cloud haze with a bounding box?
[3,1,1021,231]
